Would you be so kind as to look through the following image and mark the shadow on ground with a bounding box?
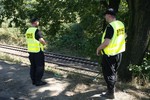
[0,60,149,100]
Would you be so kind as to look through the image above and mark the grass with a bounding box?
[0,27,26,46]
[0,52,23,64]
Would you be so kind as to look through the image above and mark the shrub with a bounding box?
[128,52,150,85]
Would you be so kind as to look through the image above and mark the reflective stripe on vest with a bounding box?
[101,20,126,56]
[25,27,44,53]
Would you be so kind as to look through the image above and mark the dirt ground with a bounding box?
[0,60,149,100]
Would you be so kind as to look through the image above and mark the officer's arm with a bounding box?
[39,38,46,45]
[96,38,110,55]
[36,30,46,45]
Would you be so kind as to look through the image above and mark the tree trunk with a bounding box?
[119,0,150,81]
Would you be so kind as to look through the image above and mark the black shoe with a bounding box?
[35,81,47,86]
[32,82,35,85]
[101,91,115,99]
[32,81,36,85]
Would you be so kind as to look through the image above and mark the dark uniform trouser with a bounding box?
[101,53,122,93]
[29,51,45,83]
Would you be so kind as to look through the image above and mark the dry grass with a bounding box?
[0,28,26,46]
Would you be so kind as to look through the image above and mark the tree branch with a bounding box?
[100,0,108,8]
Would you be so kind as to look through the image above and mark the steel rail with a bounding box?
[0,44,99,73]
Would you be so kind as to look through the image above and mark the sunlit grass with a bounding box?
[0,28,26,46]
[0,52,23,64]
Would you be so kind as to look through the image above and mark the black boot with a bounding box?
[35,81,47,86]
[101,91,115,99]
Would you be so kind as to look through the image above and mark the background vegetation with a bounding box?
[0,0,129,59]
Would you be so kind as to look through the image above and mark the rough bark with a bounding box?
[119,0,150,81]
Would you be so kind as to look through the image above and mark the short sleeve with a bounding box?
[35,29,43,40]
[104,24,114,39]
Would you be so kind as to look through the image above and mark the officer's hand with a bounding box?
[44,45,48,50]
[96,49,101,56]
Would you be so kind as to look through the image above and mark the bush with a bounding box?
[128,52,150,85]
[47,23,101,60]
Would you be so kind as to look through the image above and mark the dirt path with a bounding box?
[0,60,149,100]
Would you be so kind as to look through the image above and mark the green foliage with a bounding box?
[0,0,128,60]
[57,23,85,50]
[128,52,150,82]
[47,22,101,59]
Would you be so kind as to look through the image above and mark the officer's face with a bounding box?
[35,21,39,26]
[105,14,109,22]
[33,21,39,26]
[105,14,113,23]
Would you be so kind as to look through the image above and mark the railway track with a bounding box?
[0,44,100,75]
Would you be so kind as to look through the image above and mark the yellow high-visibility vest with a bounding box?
[101,20,126,56]
[25,27,44,53]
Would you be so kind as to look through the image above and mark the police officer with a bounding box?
[25,18,47,86]
[96,8,126,99]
